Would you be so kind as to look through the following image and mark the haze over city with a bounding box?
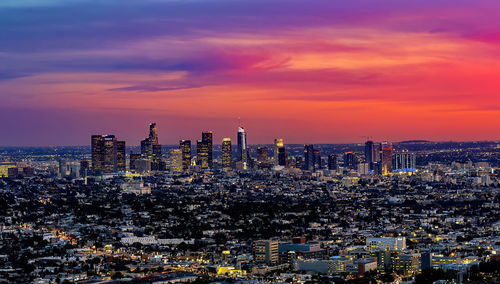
[2,0,500,145]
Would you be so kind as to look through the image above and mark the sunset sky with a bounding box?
[1,0,500,146]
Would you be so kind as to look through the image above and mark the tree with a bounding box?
[112,272,123,279]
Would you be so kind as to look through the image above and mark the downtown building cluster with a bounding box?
[89,123,292,175]
[88,123,417,178]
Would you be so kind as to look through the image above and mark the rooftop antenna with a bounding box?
[359,136,373,141]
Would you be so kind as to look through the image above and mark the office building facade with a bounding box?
[222,138,232,171]
[179,140,191,171]
[91,134,123,174]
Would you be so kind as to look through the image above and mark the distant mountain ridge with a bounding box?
[398,140,432,144]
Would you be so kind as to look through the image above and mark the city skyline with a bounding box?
[3,121,500,147]
[2,0,500,146]
[1,2,499,283]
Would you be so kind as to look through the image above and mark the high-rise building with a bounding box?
[91,134,120,174]
[253,240,279,265]
[257,146,269,162]
[358,163,370,175]
[91,135,105,173]
[135,158,151,173]
[374,143,381,163]
[222,138,232,171]
[79,160,89,177]
[274,139,284,165]
[149,122,158,145]
[179,140,191,171]
[313,149,321,170]
[304,144,315,171]
[381,142,393,174]
[393,150,416,172]
[344,151,356,170]
[141,123,162,171]
[202,131,213,168]
[287,156,297,168]
[197,139,209,169]
[277,146,288,167]
[169,149,183,173]
[116,140,126,172]
[328,154,337,171]
[103,135,118,173]
[237,127,248,166]
[365,141,375,170]
[129,153,142,172]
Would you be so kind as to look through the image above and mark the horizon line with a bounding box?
[1,140,499,148]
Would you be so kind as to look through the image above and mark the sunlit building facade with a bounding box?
[202,131,213,168]
[381,142,394,175]
[274,138,284,165]
[91,134,121,174]
[179,140,192,171]
[0,162,16,178]
[169,149,183,173]
[222,138,232,171]
[197,139,209,169]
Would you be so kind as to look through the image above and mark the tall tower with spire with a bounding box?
[141,122,162,170]
[149,123,158,145]
[237,126,248,166]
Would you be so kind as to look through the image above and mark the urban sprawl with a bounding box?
[0,123,499,283]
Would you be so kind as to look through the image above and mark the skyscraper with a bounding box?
[129,153,142,172]
[197,139,209,169]
[202,131,213,168]
[149,122,158,145]
[141,123,162,170]
[381,142,393,175]
[274,139,284,165]
[257,146,269,162]
[303,144,315,171]
[79,160,89,177]
[344,151,356,170]
[365,140,375,170]
[237,127,248,166]
[116,140,126,172]
[169,149,183,173]
[313,149,321,170]
[222,138,232,171]
[277,146,288,167]
[91,135,121,174]
[179,140,191,171]
[103,135,118,173]
[328,154,337,171]
[91,135,105,173]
